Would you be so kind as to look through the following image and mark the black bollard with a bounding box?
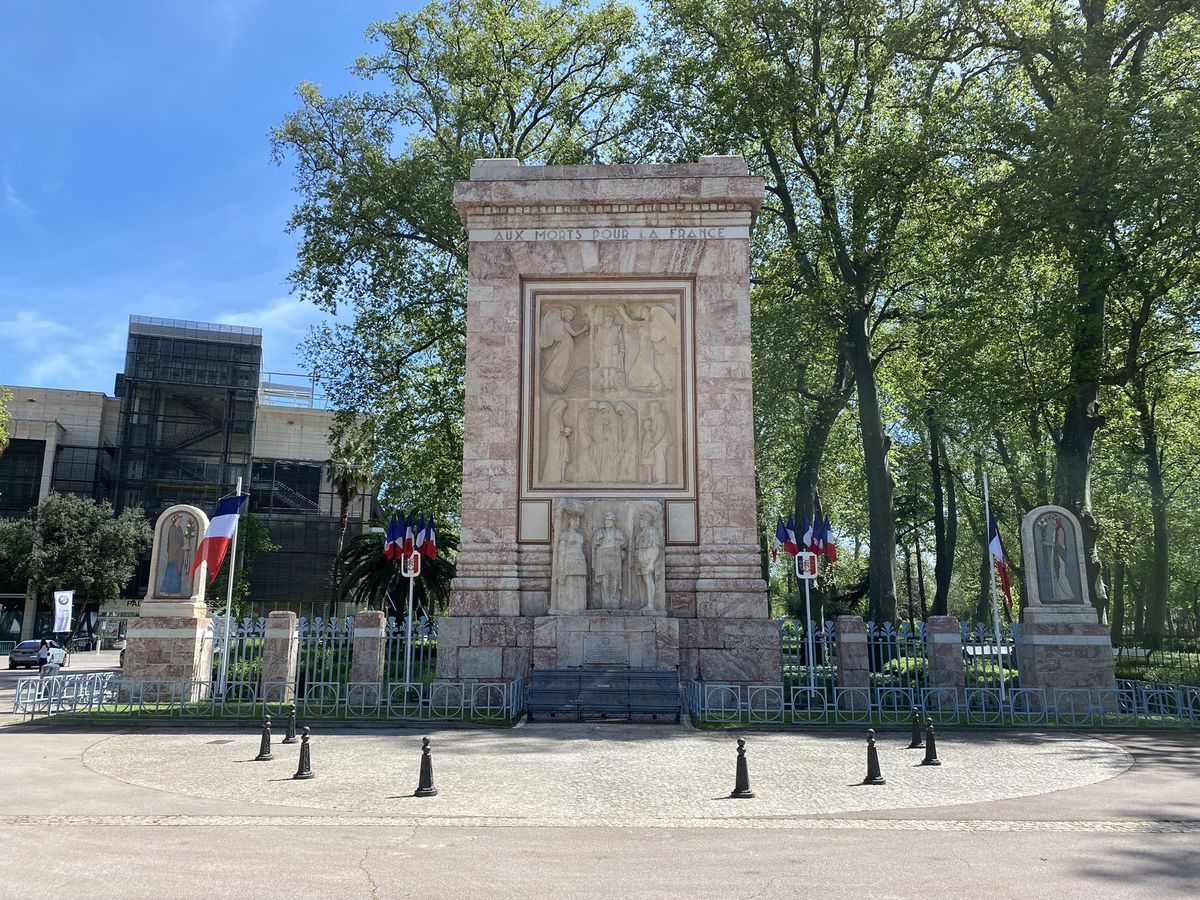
[729,737,755,799]
[293,727,314,779]
[255,713,273,761]
[921,718,941,766]
[414,737,438,797]
[862,729,886,785]
[908,706,924,749]
[282,705,298,745]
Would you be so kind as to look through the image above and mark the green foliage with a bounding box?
[0,493,151,604]
[0,386,11,456]
[337,520,457,617]
[273,0,641,521]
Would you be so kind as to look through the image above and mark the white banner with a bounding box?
[53,590,74,633]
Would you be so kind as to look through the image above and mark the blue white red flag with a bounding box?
[190,494,249,583]
[402,513,415,557]
[801,515,815,553]
[823,516,838,562]
[988,507,1013,610]
[414,515,427,556]
[783,516,799,556]
[383,518,402,560]
[811,516,824,555]
[772,517,787,562]
[421,518,438,560]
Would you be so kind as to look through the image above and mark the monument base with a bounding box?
[435,613,781,685]
[1017,606,1117,697]
[122,616,213,692]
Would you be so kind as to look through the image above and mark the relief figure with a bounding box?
[592,309,625,392]
[621,304,675,391]
[542,399,572,483]
[591,512,627,610]
[551,506,588,614]
[539,306,589,393]
[631,511,664,611]
[583,402,619,482]
[639,401,671,484]
[615,401,639,482]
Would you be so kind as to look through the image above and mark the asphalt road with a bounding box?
[0,721,1196,899]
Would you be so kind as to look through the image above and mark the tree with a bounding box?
[327,437,374,553]
[337,521,458,617]
[273,0,640,519]
[0,386,11,456]
[972,0,1200,603]
[644,0,987,620]
[0,493,151,607]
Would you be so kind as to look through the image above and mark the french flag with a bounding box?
[402,513,415,558]
[783,516,799,556]
[772,517,787,562]
[421,517,438,560]
[190,494,248,583]
[383,517,402,560]
[812,516,825,556]
[823,516,838,562]
[414,515,428,557]
[988,507,1013,610]
[801,515,815,553]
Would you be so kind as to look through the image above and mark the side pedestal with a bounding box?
[122,615,213,696]
[1016,607,1117,707]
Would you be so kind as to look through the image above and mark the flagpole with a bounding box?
[402,552,419,691]
[217,476,243,698]
[982,470,1007,704]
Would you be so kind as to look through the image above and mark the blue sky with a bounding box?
[0,1,419,394]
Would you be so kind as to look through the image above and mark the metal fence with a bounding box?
[13,672,523,723]
[779,619,837,692]
[1111,631,1200,687]
[206,614,438,702]
[0,640,15,656]
[688,678,1200,729]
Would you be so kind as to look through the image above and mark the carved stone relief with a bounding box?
[548,499,666,615]
[531,295,685,491]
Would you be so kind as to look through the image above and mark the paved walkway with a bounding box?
[0,722,1197,898]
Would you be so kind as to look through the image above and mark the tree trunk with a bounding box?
[1111,557,1126,643]
[792,357,853,523]
[972,453,991,626]
[844,308,896,622]
[927,410,955,616]
[1132,378,1170,647]
[914,529,929,621]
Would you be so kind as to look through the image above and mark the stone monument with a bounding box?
[1016,504,1116,697]
[435,157,779,687]
[122,504,215,690]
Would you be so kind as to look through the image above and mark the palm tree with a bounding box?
[327,442,373,553]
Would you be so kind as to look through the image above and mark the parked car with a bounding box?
[7,640,69,669]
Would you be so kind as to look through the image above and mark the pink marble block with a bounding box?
[925,615,966,702]
[261,611,299,703]
[349,610,387,704]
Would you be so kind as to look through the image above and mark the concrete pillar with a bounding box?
[349,610,387,704]
[261,611,299,703]
[19,587,37,641]
[835,616,869,709]
[37,430,57,502]
[925,615,966,702]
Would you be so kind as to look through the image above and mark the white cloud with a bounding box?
[212,296,335,375]
[0,311,126,391]
[2,167,35,229]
